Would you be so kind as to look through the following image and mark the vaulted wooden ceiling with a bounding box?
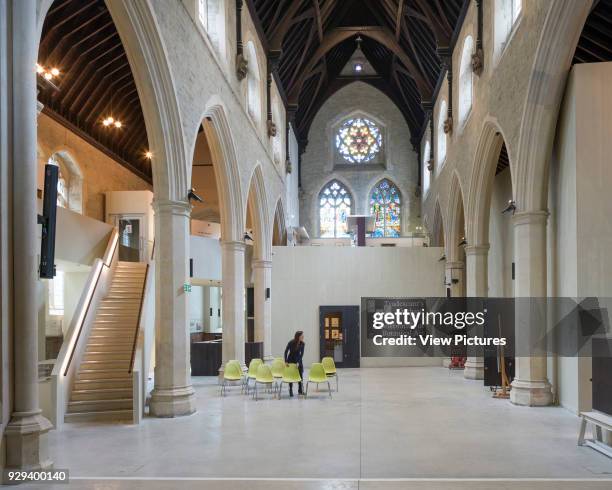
[250,0,467,149]
[572,0,612,64]
[37,0,151,182]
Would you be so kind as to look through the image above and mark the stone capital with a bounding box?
[221,240,246,252]
[252,259,272,269]
[512,210,548,227]
[152,198,191,217]
[445,261,465,270]
[464,244,489,256]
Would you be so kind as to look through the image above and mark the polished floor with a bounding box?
[26,367,612,489]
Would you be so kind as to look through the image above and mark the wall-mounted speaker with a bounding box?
[38,164,58,279]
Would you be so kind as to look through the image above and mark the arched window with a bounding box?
[437,100,447,168]
[458,36,474,125]
[319,180,352,238]
[494,0,522,61]
[422,141,431,196]
[370,179,401,237]
[198,0,225,55]
[335,117,381,163]
[246,41,261,122]
[49,152,83,214]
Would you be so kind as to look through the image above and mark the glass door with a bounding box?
[116,216,143,262]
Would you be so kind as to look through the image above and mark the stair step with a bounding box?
[71,388,133,401]
[74,378,132,390]
[76,369,131,380]
[84,352,132,361]
[80,360,131,370]
[65,409,133,423]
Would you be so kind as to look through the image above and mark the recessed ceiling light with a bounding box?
[50,68,60,76]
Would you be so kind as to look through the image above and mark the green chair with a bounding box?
[277,363,302,399]
[270,358,285,384]
[253,364,275,401]
[244,358,263,394]
[322,356,339,392]
[220,361,242,396]
[305,363,332,398]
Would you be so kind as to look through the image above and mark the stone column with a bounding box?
[149,199,196,417]
[252,259,272,360]
[4,0,53,471]
[221,241,246,369]
[510,211,553,406]
[443,261,464,368]
[463,244,488,379]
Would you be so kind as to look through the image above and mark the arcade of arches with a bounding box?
[1,0,612,487]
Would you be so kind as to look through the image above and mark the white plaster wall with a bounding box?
[299,82,420,237]
[63,272,89,336]
[190,235,221,281]
[549,63,612,414]
[286,125,300,229]
[271,246,446,366]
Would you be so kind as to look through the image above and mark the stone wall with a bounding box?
[36,113,151,222]
[299,82,420,238]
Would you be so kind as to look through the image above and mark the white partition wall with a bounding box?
[271,246,446,366]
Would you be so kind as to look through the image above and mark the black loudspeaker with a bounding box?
[38,164,58,279]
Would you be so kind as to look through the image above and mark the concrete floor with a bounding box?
[27,367,612,489]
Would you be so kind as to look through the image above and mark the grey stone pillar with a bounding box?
[252,259,272,360]
[510,211,553,406]
[149,199,196,417]
[221,240,246,368]
[463,244,488,379]
[4,0,53,471]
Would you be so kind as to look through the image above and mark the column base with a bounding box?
[510,379,553,406]
[149,385,196,417]
[463,357,484,379]
[4,411,53,478]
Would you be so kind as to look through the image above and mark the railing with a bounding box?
[49,228,119,428]
[130,249,156,424]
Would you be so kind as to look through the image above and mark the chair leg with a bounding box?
[305,381,309,397]
[336,375,339,392]
[328,381,332,398]
[278,381,283,399]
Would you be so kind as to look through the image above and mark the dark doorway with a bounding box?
[319,306,360,368]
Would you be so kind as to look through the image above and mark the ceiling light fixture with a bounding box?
[102,116,123,128]
[145,151,153,159]
[36,63,60,80]
[353,35,366,75]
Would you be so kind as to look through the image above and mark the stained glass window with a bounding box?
[319,180,352,238]
[335,117,381,163]
[370,179,401,237]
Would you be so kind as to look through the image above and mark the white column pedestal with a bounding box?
[4,0,53,474]
[463,245,489,380]
[252,259,272,360]
[149,200,196,417]
[510,211,553,406]
[221,241,246,371]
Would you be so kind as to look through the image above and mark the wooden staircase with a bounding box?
[66,261,147,422]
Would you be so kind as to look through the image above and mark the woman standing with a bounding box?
[284,331,305,396]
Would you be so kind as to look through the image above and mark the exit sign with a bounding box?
[183,283,192,293]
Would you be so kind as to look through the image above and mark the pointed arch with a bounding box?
[466,118,513,246]
[446,171,467,262]
[369,178,402,238]
[272,196,287,246]
[197,101,245,241]
[246,164,271,261]
[318,179,353,238]
[514,0,591,212]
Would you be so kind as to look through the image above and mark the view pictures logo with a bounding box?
[372,308,487,330]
